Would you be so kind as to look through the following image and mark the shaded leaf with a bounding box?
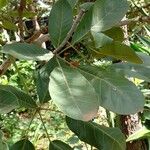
[0,85,37,108]
[49,59,98,121]
[0,89,18,114]
[94,42,143,64]
[126,127,150,142]
[91,31,113,48]
[79,65,145,114]
[1,43,53,61]
[66,117,126,150]
[112,53,150,82]
[36,57,57,103]
[48,0,73,47]
[49,140,73,150]
[10,139,35,150]
[104,27,124,42]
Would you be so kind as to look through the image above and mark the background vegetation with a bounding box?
[0,0,150,150]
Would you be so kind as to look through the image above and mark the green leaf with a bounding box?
[112,53,150,82]
[0,0,7,9]
[0,131,9,150]
[36,57,57,103]
[66,117,126,150]
[136,34,150,48]
[104,27,124,42]
[2,20,17,31]
[91,0,128,32]
[48,0,73,48]
[10,139,35,150]
[0,85,37,108]
[126,127,150,142]
[49,140,73,150]
[0,89,18,114]
[72,8,93,44]
[1,43,53,61]
[80,2,94,11]
[72,0,128,44]
[79,65,145,114]
[91,31,113,48]
[49,59,98,121]
[94,42,143,64]
[8,10,36,18]
[67,0,78,8]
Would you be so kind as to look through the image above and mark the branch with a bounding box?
[118,16,150,26]
[0,58,15,76]
[53,9,86,54]
[18,0,26,39]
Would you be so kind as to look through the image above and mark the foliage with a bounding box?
[0,0,150,149]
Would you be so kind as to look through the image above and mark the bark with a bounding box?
[120,16,148,150]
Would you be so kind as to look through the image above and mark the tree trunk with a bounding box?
[120,16,148,150]
[120,115,147,150]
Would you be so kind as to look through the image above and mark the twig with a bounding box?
[53,9,86,54]
[118,16,150,26]
[38,110,51,142]
[0,57,15,76]
[18,0,26,39]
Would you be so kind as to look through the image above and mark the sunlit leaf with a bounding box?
[0,0,7,9]
[126,127,150,142]
[2,21,17,31]
[49,59,98,121]
[72,0,128,44]
[1,43,53,61]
